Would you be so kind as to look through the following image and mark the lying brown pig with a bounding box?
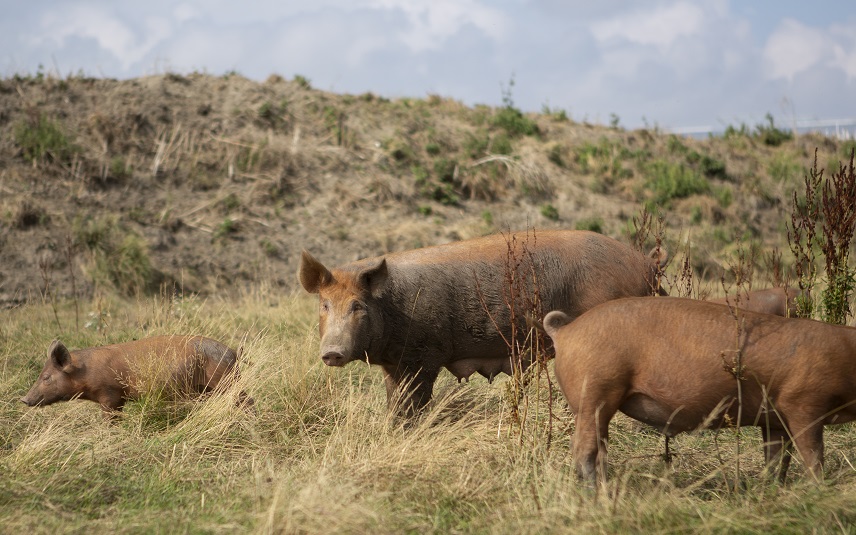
[544,297,856,483]
[21,335,248,414]
[708,286,803,317]
[299,230,667,417]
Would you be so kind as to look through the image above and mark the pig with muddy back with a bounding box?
[708,286,804,317]
[544,297,856,483]
[21,335,250,415]
[299,230,666,417]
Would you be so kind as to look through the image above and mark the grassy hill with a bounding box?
[2,72,856,533]
[2,71,854,305]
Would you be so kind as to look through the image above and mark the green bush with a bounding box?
[490,133,513,155]
[644,160,710,205]
[547,143,566,168]
[540,204,559,221]
[699,154,727,178]
[723,123,750,138]
[425,142,441,156]
[575,217,603,233]
[492,106,539,137]
[714,185,733,208]
[214,218,237,240]
[667,135,689,155]
[755,113,793,147]
[74,215,155,295]
[109,156,131,181]
[433,159,457,183]
[463,132,490,159]
[768,153,803,183]
[14,114,77,165]
[293,74,311,89]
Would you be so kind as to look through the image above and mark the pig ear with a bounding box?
[48,340,72,370]
[358,258,388,296]
[648,246,668,268]
[298,250,333,294]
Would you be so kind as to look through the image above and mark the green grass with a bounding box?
[3,293,856,533]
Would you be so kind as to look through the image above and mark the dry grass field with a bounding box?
[3,289,856,534]
[2,71,856,533]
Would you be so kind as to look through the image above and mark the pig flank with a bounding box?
[21,335,246,413]
[299,230,666,417]
[708,286,803,317]
[544,297,856,483]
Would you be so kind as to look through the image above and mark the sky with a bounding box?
[2,0,855,131]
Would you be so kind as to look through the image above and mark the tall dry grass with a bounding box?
[2,289,856,533]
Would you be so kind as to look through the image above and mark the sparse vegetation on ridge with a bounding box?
[1,72,849,306]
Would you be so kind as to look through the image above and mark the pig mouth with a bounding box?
[321,351,350,367]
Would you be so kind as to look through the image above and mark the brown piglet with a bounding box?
[544,297,856,483]
[21,335,250,414]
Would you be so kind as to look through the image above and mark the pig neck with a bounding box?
[72,349,135,402]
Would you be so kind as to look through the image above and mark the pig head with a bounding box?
[21,340,89,408]
[299,251,388,367]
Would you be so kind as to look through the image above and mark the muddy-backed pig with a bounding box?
[299,230,667,417]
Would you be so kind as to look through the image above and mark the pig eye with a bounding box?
[349,301,364,313]
[41,374,53,383]
[321,300,330,313]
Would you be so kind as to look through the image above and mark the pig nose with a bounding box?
[20,397,32,406]
[321,351,347,367]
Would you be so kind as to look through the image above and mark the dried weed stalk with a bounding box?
[761,247,786,288]
[629,205,668,295]
[787,150,823,318]
[718,238,755,490]
[819,148,856,324]
[787,148,856,323]
[477,230,557,449]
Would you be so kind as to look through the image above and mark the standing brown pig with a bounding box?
[21,335,248,414]
[544,297,856,483]
[298,230,666,417]
[708,286,803,317]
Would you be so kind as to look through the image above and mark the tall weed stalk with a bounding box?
[819,149,856,324]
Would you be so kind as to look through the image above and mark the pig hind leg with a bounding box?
[788,419,825,482]
[573,395,621,485]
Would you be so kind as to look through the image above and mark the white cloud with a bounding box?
[763,19,829,81]
[829,23,856,80]
[4,1,854,129]
[35,5,172,71]
[591,2,705,48]
[369,0,509,51]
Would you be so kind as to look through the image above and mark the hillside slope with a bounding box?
[1,72,852,306]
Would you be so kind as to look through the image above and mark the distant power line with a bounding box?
[671,118,856,140]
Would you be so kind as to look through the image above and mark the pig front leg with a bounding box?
[382,362,439,420]
[96,390,127,420]
[761,426,792,483]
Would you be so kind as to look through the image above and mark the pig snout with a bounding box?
[20,394,39,407]
[321,349,348,367]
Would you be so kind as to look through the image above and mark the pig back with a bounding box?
[86,335,238,394]
[361,230,660,365]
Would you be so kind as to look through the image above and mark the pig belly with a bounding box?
[446,358,513,383]
[619,393,713,436]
